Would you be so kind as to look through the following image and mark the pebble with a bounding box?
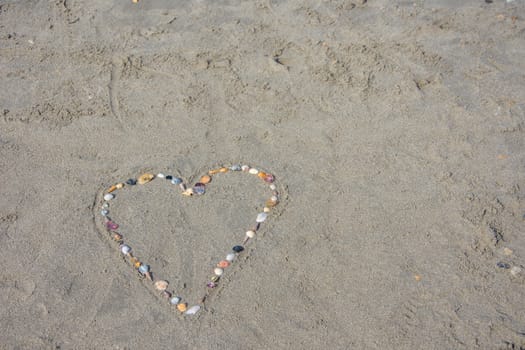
[165,175,173,180]
[103,193,115,201]
[510,266,522,277]
[214,268,224,276]
[170,296,181,305]
[264,174,275,183]
[256,213,267,223]
[232,245,244,253]
[116,183,124,189]
[102,202,109,208]
[207,282,217,288]
[210,275,220,282]
[230,164,242,171]
[101,209,109,216]
[161,291,172,299]
[263,207,270,213]
[200,175,211,184]
[106,221,119,230]
[269,184,276,190]
[193,183,206,195]
[107,185,117,193]
[241,165,250,171]
[497,262,510,269]
[112,233,122,241]
[219,167,229,173]
[171,177,183,185]
[503,247,513,256]
[182,188,194,196]
[226,253,236,262]
[246,230,255,238]
[120,244,131,254]
[154,280,169,291]
[157,173,166,178]
[217,260,230,268]
[249,168,259,175]
[177,303,188,312]
[185,305,201,315]
[138,173,154,185]
[270,195,278,202]
[126,179,137,185]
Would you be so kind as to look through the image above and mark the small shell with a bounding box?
[112,233,123,241]
[161,291,172,299]
[154,280,169,291]
[219,167,229,173]
[106,221,119,230]
[270,195,278,202]
[134,261,142,269]
[266,199,278,208]
[126,178,137,185]
[210,275,220,282]
[214,268,224,276]
[157,173,166,178]
[171,177,183,185]
[241,165,250,171]
[193,183,206,195]
[230,164,242,171]
[510,266,522,276]
[120,244,131,254]
[232,245,244,253]
[138,264,150,274]
[207,281,217,288]
[217,260,230,268]
[257,172,267,179]
[269,184,276,190]
[107,185,117,193]
[170,296,181,305]
[165,175,173,180]
[246,230,255,238]
[177,303,188,312]
[138,173,155,185]
[102,202,109,209]
[115,183,124,189]
[129,257,139,265]
[249,168,259,175]
[264,174,275,183]
[226,253,236,262]
[182,188,194,196]
[200,175,211,184]
[103,193,115,201]
[263,207,270,213]
[101,209,109,216]
[256,213,268,223]
[185,305,201,315]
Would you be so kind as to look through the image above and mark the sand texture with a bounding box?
[1,0,525,349]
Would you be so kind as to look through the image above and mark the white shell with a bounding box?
[270,195,278,202]
[102,203,109,208]
[249,168,259,175]
[263,207,270,213]
[256,213,267,223]
[226,253,235,262]
[214,268,224,276]
[185,305,201,315]
[120,245,131,254]
[510,266,522,277]
[157,173,166,178]
[269,184,276,190]
[241,165,250,171]
[170,296,181,305]
[246,230,255,238]
[103,193,115,201]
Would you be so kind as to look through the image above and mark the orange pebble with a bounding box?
[113,233,123,241]
[208,169,220,175]
[134,261,141,268]
[219,167,229,173]
[257,172,267,179]
[177,303,188,312]
[266,199,278,207]
[200,175,211,184]
[107,185,117,193]
[217,260,230,268]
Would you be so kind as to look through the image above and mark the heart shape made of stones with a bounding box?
[94,164,280,316]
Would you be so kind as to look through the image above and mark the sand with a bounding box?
[1,0,525,349]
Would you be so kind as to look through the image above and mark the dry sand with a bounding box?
[1,0,525,349]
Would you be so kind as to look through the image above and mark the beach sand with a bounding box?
[1,0,524,348]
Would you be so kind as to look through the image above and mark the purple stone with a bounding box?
[207,282,216,288]
[106,221,119,230]
[264,174,275,183]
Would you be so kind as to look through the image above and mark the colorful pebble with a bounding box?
[177,303,188,312]
[154,280,169,291]
[246,230,255,238]
[170,296,181,305]
[226,253,236,262]
[104,193,115,201]
[230,164,242,171]
[157,173,166,178]
[200,175,211,184]
[126,178,137,185]
[120,244,131,254]
[207,282,217,288]
[232,245,244,253]
[171,177,183,185]
[214,268,224,276]
[101,209,109,216]
[185,305,201,315]
[249,168,259,175]
[106,221,119,230]
[256,213,268,223]
[138,173,155,185]
[217,260,230,268]
[165,175,173,180]
[116,183,124,189]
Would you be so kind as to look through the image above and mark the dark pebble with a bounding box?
[166,175,173,180]
[126,179,137,185]
[232,245,244,253]
[497,262,510,269]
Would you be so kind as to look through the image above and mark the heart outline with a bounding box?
[93,164,281,316]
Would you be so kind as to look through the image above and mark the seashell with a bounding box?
[249,168,259,175]
[232,245,244,253]
[129,256,139,265]
[112,233,123,241]
[200,175,211,184]
[270,195,278,202]
[120,244,131,254]
[103,193,115,201]
[177,303,188,312]
[161,291,172,299]
[264,174,275,183]
[269,184,276,191]
[207,281,216,288]
[246,230,255,238]
[165,175,173,180]
[258,172,267,179]
[226,253,236,262]
[154,280,169,291]
[102,202,109,209]
[510,266,522,276]
[210,275,220,282]
[134,261,142,269]
[214,268,224,276]
[193,183,206,195]
[182,188,194,196]
[126,178,137,185]
[170,296,181,305]
[256,213,268,223]
[101,209,109,216]
[138,173,155,185]
[107,185,117,193]
[157,173,166,178]
[241,165,250,171]
[230,164,242,171]
[171,177,183,185]
[219,167,229,173]
[106,221,119,230]
[115,183,124,189]
[138,264,150,274]
[263,207,270,213]
[185,305,201,315]
[266,199,278,208]
[217,260,230,268]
